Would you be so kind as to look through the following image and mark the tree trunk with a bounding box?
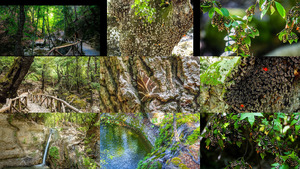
[14,5,25,56]
[41,64,46,91]
[46,8,56,48]
[74,6,78,21]
[76,56,80,93]
[32,7,40,55]
[100,56,200,113]
[108,0,193,56]
[0,57,34,103]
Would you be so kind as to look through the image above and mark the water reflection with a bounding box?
[100,125,152,169]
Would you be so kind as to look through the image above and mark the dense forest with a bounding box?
[0,6,100,56]
[0,57,100,113]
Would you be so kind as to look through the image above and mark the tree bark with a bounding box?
[108,0,193,56]
[32,7,40,55]
[0,57,34,103]
[100,56,200,113]
[41,64,46,91]
[14,5,25,56]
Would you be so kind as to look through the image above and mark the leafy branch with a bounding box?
[201,0,300,56]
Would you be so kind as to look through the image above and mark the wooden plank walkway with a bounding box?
[27,100,50,113]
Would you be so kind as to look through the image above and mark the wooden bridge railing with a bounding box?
[46,40,82,56]
[28,91,83,113]
[0,95,29,113]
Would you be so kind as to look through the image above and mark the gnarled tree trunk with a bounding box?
[100,56,200,113]
[0,57,34,103]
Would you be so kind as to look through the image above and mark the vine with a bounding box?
[201,0,300,56]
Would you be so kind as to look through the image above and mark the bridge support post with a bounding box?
[50,98,53,112]
[57,101,61,112]
[18,99,21,111]
[24,97,28,112]
[9,100,12,113]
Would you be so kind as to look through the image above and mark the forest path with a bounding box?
[82,42,100,55]
[27,100,50,113]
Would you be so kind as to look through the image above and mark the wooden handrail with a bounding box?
[0,95,28,113]
[46,40,81,56]
[28,91,83,113]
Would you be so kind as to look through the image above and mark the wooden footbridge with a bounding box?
[46,40,83,56]
[0,91,83,113]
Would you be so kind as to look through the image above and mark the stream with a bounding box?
[100,125,152,169]
[3,129,53,169]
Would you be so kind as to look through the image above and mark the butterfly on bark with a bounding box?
[137,71,159,102]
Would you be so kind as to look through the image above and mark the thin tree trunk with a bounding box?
[76,56,80,93]
[41,64,46,91]
[32,7,40,55]
[46,8,55,48]
[74,6,78,21]
[14,5,25,56]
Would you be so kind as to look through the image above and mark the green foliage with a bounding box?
[201,0,300,56]
[203,113,300,168]
[186,126,200,145]
[131,0,157,23]
[49,146,59,160]
[240,113,263,128]
[83,156,97,169]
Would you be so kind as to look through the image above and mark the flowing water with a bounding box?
[3,129,53,169]
[100,125,152,169]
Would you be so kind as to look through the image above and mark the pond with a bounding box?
[100,125,152,169]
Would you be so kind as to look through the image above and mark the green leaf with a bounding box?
[240,113,263,127]
[260,153,265,159]
[225,21,231,28]
[202,7,211,13]
[247,15,253,22]
[209,8,215,18]
[279,164,290,169]
[259,0,264,10]
[244,36,251,46]
[236,141,242,148]
[218,139,224,149]
[234,121,239,129]
[270,5,275,15]
[261,6,269,19]
[220,8,229,17]
[291,119,298,126]
[275,1,286,18]
[278,31,285,41]
[296,124,300,133]
[271,163,280,167]
[214,7,223,16]
[205,139,211,146]
[232,21,238,27]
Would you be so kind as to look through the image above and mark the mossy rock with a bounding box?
[179,163,189,169]
[200,57,241,86]
[170,157,182,166]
